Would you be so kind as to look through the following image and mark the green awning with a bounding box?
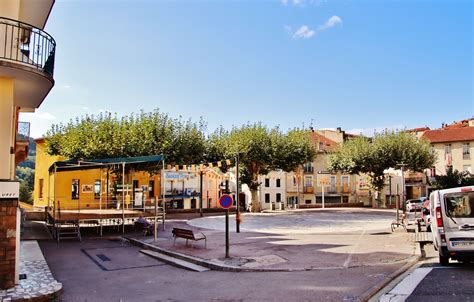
[49,155,165,173]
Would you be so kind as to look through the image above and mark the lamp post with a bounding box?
[236,153,240,233]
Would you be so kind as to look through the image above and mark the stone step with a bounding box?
[140,249,210,272]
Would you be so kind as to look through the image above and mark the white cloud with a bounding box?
[293,25,316,39]
[281,0,327,7]
[62,84,72,89]
[281,0,288,5]
[288,15,342,41]
[82,106,90,111]
[293,0,302,5]
[318,15,343,31]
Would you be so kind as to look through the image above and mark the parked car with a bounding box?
[406,197,426,212]
[420,199,431,231]
[430,186,474,265]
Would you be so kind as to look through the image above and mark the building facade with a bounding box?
[0,0,56,289]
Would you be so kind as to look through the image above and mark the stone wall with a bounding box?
[0,199,17,289]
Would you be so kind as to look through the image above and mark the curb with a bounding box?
[125,236,413,274]
[360,255,420,302]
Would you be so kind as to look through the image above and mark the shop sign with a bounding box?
[0,182,19,199]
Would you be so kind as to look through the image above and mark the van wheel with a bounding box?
[439,254,449,266]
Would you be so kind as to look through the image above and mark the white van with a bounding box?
[430,186,474,265]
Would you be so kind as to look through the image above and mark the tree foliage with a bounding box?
[328,131,437,194]
[16,166,34,204]
[46,110,207,165]
[207,124,315,211]
[432,167,474,189]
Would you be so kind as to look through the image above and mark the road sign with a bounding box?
[317,174,331,186]
[219,194,233,209]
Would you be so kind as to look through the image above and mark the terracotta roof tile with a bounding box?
[309,132,339,152]
[421,127,474,143]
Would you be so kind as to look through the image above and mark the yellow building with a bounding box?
[34,139,224,212]
[0,0,56,289]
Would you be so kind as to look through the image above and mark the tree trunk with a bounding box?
[250,189,261,212]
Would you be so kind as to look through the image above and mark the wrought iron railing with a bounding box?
[0,17,56,77]
[17,121,30,142]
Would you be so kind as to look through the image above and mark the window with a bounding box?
[94,180,101,199]
[72,179,79,199]
[149,180,155,198]
[265,193,270,203]
[304,176,313,187]
[341,175,349,192]
[463,143,470,159]
[276,179,281,187]
[445,192,474,218]
[463,165,472,174]
[305,199,312,204]
[276,193,281,202]
[265,178,270,187]
[39,179,44,199]
[132,180,139,193]
[445,144,452,155]
[293,176,297,186]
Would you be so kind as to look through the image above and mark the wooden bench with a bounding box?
[172,227,206,248]
[412,231,433,258]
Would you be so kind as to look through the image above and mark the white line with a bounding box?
[379,267,432,302]
[343,229,366,268]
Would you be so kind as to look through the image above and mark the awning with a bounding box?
[49,155,165,173]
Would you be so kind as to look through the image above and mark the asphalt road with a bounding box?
[39,238,405,302]
[406,263,474,302]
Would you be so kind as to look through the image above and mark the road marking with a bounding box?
[379,267,432,302]
[343,229,366,268]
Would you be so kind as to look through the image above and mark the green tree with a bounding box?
[432,167,474,189]
[207,124,315,212]
[328,131,437,204]
[46,110,207,166]
[16,166,35,204]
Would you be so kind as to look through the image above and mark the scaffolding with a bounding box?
[46,155,166,240]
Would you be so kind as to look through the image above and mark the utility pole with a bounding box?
[235,153,240,233]
[199,169,203,217]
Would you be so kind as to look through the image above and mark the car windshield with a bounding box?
[444,192,474,218]
[408,200,422,204]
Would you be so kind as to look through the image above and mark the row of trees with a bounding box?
[48,110,469,210]
[46,112,315,211]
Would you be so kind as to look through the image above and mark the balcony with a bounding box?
[303,167,314,174]
[0,17,56,109]
[15,121,30,166]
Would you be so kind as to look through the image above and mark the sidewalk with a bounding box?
[127,212,417,272]
[0,241,62,302]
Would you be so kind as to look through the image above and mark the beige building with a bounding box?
[421,118,474,176]
[0,0,56,288]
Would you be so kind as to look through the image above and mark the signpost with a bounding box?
[317,172,330,209]
[219,194,233,258]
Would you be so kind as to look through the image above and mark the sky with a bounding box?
[20,0,473,138]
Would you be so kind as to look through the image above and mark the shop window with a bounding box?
[72,179,79,199]
[149,180,155,198]
[305,199,311,204]
[94,180,101,199]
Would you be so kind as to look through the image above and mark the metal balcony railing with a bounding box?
[16,121,30,142]
[0,17,56,77]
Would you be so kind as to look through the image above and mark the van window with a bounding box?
[445,192,474,218]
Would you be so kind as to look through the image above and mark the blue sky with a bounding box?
[21,0,473,138]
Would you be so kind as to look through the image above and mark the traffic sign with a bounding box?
[219,194,233,209]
